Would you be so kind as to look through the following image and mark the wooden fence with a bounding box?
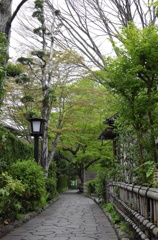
[107,182,158,240]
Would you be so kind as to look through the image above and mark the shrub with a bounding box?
[0,172,25,221]
[48,161,57,179]
[46,161,58,200]
[57,174,68,191]
[45,178,58,200]
[85,179,96,194]
[104,203,120,224]
[6,62,23,77]
[9,160,47,212]
[95,171,107,202]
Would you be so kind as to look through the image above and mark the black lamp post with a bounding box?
[28,117,46,163]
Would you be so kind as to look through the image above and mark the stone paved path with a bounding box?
[1,190,118,240]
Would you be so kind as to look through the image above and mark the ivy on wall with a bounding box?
[0,125,33,172]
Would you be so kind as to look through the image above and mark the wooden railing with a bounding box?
[107,182,158,240]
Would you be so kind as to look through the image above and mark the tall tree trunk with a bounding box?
[135,124,146,180]
[0,0,12,35]
[0,0,28,38]
[147,84,157,163]
[40,4,56,173]
[0,0,28,104]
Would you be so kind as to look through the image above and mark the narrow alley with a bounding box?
[1,190,118,240]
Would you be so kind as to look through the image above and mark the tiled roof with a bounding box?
[0,120,20,132]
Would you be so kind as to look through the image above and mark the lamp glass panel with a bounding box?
[32,121,41,132]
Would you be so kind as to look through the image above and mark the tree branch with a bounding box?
[85,157,100,169]
[5,0,28,37]
[62,143,81,155]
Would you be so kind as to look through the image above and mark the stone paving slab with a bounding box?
[0,190,118,240]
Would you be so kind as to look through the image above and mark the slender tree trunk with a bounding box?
[135,125,146,179]
[40,6,56,173]
[136,130,144,165]
[46,133,61,169]
[147,84,157,163]
[148,110,157,163]
[0,0,12,35]
[0,1,12,105]
[0,0,28,105]
[0,0,28,38]
[78,166,84,185]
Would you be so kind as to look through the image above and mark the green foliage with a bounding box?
[31,50,45,59]
[134,161,158,185]
[57,174,68,191]
[104,202,135,237]
[94,160,123,199]
[23,110,39,119]
[0,172,25,221]
[48,88,56,102]
[104,203,120,224]
[103,24,158,183]
[0,125,33,172]
[54,77,115,184]
[46,161,58,200]
[0,32,8,106]
[6,62,23,77]
[119,221,135,238]
[17,57,34,65]
[95,171,107,201]
[48,161,57,179]
[105,24,158,123]
[45,178,57,200]
[0,32,8,65]
[34,0,43,8]
[85,179,96,194]
[33,27,46,36]
[119,221,129,232]
[15,74,31,84]
[9,160,47,211]
[32,11,44,23]
[21,95,34,103]
[32,0,44,24]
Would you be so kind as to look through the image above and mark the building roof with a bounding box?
[0,120,21,134]
[98,127,117,140]
[98,113,118,141]
[103,113,118,125]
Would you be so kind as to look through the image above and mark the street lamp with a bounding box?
[28,117,46,163]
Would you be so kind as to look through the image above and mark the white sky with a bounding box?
[10,0,113,62]
[10,0,32,59]
[10,0,63,59]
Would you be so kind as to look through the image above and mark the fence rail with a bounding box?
[107,182,158,240]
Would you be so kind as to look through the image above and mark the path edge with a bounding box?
[0,197,59,239]
[89,195,130,240]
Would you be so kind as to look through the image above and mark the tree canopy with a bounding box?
[103,24,158,183]
[2,0,158,185]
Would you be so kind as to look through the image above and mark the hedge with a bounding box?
[0,125,33,172]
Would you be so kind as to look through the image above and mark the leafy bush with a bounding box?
[6,62,23,77]
[48,160,57,179]
[104,203,120,224]
[45,178,58,200]
[85,179,96,194]
[0,172,25,221]
[46,161,58,200]
[57,174,68,191]
[95,171,107,202]
[9,160,47,212]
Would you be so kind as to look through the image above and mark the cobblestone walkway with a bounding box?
[1,190,118,240]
